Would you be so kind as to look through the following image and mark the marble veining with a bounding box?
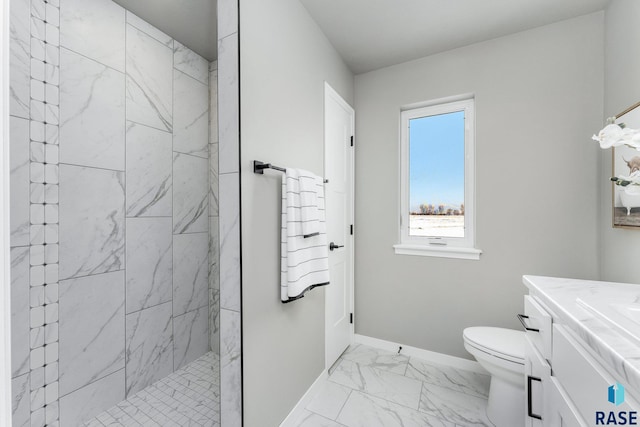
[524,275,640,393]
[11,373,30,427]
[59,165,125,280]
[59,0,126,72]
[217,33,239,175]
[219,173,240,312]
[174,306,209,371]
[405,358,490,399]
[220,309,242,427]
[126,11,172,47]
[10,247,30,378]
[126,25,173,132]
[174,41,209,85]
[210,144,219,215]
[173,153,208,234]
[125,122,172,217]
[59,47,125,171]
[173,232,209,316]
[10,116,30,246]
[125,217,173,313]
[125,302,173,395]
[340,344,410,375]
[419,382,493,426]
[9,0,31,119]
[173,69,209,159]
[58,271,125,396]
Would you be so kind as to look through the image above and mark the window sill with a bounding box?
[393,244,482,260]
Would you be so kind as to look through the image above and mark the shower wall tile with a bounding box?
[174,306,209,370]
[209,65,219,144]
[218,33,239,174]
[173,153,208,234]
[126,11,172,47]
[174,41,209,85]
[209,216,220,291]
[220,308,242,427]
[10,247,30,378]
[59,165,124,280]
[126,25,173,132]
[11,373,30,427]
[59,369,125,427]
[59,0,125,72]
[217,0,238,40]
[173,232,209,316]
[125,122,172,217]
[173,70,209,159]
[210,288,220,354]
[59,271,125,397]
[125,301,173,395]
[59,48,125,171]
[125,218,172,314]
[210,143,219,216]
[9,0,30,118]
[219,173,240,312]
[10,116,29,247]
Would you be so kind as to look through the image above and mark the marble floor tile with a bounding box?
[84,352,220,427]
[59,0,125,71]
[330,359,422,409]
[125,302,173,395]
[405,357,490,398]
[295,410,347,427]
[306,380,352,420]
[59,271,125,396]
[336,391,455,427]
[340,344,410,375]
[418,382,493,426]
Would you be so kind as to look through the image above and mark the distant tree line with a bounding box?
[412,203,464,216]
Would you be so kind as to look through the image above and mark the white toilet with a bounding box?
[463,327,526,427]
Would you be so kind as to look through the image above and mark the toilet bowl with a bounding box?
[463,327,526,427]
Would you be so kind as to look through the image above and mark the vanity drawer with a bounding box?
[552,324,639,422]
[522,295,552,361]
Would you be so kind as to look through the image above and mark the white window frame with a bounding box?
[394,96,481,260]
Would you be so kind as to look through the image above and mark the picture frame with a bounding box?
[613,105,640,228]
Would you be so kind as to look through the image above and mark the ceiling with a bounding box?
[112,0,217,61]
[299,0,611,74]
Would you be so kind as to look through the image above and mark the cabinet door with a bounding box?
[548,377,588,427]
[525,336,551,427]
[523,295,553,361]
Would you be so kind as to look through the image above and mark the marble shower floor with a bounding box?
[83,352,220,427]
[290,344,495,427]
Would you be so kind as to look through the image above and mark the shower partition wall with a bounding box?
[8,0,219,425]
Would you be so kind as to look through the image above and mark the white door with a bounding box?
[324,83,354,369]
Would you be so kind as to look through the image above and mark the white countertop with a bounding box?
[524,275,640,392]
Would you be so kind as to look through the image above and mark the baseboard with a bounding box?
[279,369,329,427]
[354,334,487,374]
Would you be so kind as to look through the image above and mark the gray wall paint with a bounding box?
[599,0,640,284]
[239,0,353,425]
[353,13,604,359]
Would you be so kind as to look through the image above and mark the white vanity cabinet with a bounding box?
[522,276,640,427]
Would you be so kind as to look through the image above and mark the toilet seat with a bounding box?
[463,327,525,365]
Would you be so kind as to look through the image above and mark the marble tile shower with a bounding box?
[8,0,220,425]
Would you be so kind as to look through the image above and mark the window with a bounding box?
[394,97,481,260]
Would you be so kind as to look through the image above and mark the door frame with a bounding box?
[323,82,355,369]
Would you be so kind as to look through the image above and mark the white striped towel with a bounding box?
[281,168,330,302]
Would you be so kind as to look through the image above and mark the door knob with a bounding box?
[329,242,344,251]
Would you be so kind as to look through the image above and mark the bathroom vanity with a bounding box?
[522,276,640,426]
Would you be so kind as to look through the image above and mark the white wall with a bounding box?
[354,13,604,359]
[239,0,353,425]
[599,0,640,283]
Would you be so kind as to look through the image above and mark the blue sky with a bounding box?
[409,111,465,212]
